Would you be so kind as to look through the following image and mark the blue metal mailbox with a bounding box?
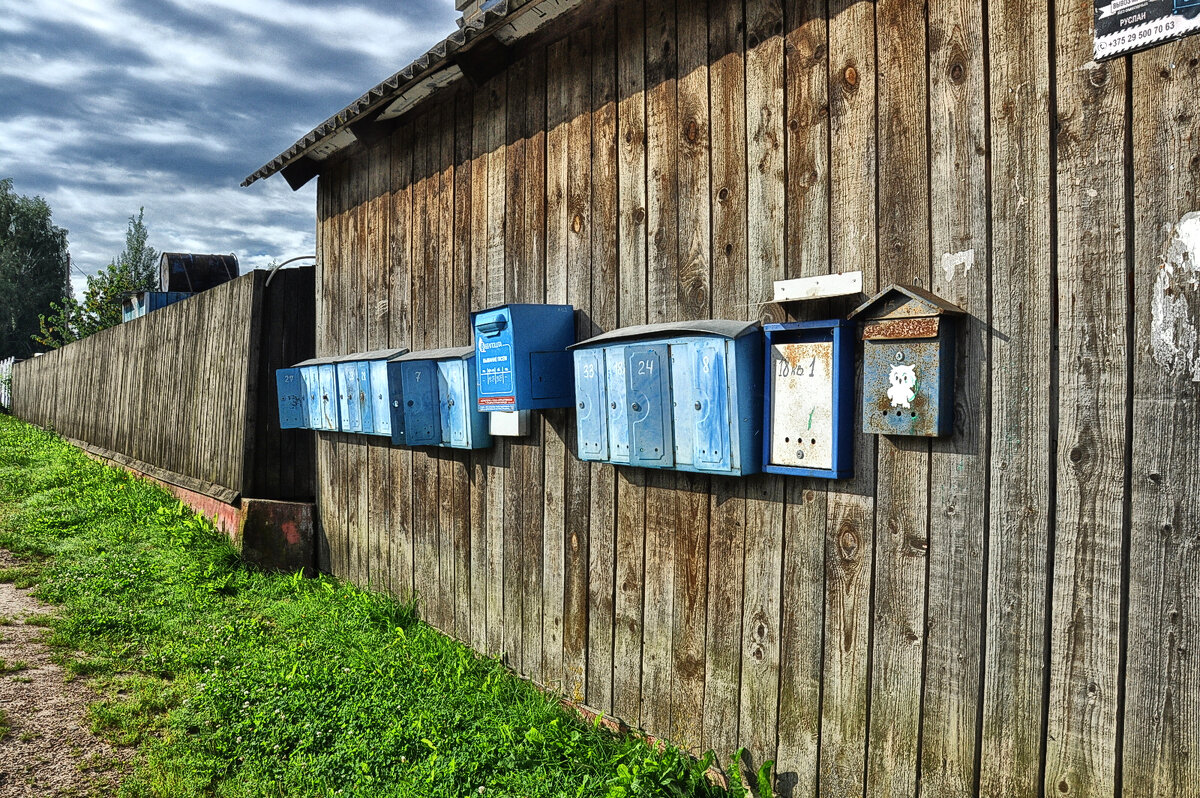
[335,349,407,436]
[848,284,964,437]
[121,291,193,323]
[761,320,855,479]
[472,304,576,412]
[277,356,343,432]
[275,368,308,429]
[387,346,492,450]
[569,320,763,476]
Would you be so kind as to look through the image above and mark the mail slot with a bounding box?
[472,303,576,413]
[761,320,855,479]
[849,284,964,437]
[387,346,492,450]
[334,349,408,436]
[569,320,763,476]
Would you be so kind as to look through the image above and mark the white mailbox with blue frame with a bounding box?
[761,320,855,479]
[276,356,342,432]
[569,320,764,476]
[471,304,576,411]
[386,346,492,450]
[332,349,408,436]
[848,284,965,437]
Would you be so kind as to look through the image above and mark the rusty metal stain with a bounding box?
[862,317,940,340]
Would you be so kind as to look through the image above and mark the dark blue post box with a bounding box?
[275,368,308,429]
[472,304,576,412]
[848,284,964,437]
[569,320,763,476]
[761,320,855,479]
[387,346,492,450]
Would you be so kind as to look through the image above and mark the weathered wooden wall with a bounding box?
[312,0,1200,794]
[12,268,315,503]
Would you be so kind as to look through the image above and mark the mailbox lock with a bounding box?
[631,402,641,411]
[448,399,455,407]
[694,401,702,411]
[579,402,585,409]
[407,400,414,407]
[610,402,616,409]
[392,400,400,408]
[895,351,904,362]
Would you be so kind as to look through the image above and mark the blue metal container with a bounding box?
[121,291,193,323]
[471,304,576,411]
[761,320,855,479]
[569,320,763,476]
[387,346,492,450]
[335,349,408,436]
[849,284,965,438]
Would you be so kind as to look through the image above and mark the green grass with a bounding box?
[0,706,10,740]
[0,414,760,797]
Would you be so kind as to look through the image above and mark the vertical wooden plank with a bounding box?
[367,139,393,593]
[469,90,492,653]
[389,122,416,602]
[452,89,475,643]
[525,49,549,685]
[412,114,439,620]
[1125,37,1200,798]
[315,173,334,574]
[776,0,830,791]
[920,0,989,791]
[351,152,371,590]
[562,31,591,702]
[703,0,747,763]
[502,57,529,673]
[586,7,620,718]
[821,0,877,793]
[544,35,570,694]
[980,0,1053,791]
[483,74,509,659]
[671,0,712,756]
[436,100,458,636]
[740,0,787,775]
[640,0,679,738]
[866,0,932,791]
[1044,5,1128,798]
[613,0,649,729]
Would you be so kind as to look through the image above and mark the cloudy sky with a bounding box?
[0,0,460,297]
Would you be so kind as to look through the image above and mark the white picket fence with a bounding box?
[0,356,14,410]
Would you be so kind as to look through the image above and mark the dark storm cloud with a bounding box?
[0,0,457,293]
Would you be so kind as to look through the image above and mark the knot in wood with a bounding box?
[572,214,584,234]
[633,208,646,224]
[717,187,731,202]
[843,66,858,87]
[684,119,700,144]
[1069,446,1084,463]
[949,61,965,84]
[1087,63,1109,88]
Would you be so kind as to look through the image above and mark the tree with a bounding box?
[0,178,71,359]
[37,209,158,348]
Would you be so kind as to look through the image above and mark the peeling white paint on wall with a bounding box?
[1151,212,1200,382]
[940,248,975,281]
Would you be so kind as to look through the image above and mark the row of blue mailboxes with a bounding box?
[277,290,961,480]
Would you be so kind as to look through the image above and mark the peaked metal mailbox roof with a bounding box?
[569,319,761,349]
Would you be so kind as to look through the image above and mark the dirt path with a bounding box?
[0,549,130,797]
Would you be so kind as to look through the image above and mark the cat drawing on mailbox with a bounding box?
[887,364,917,408]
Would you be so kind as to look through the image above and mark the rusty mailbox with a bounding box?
[849,284,964,437]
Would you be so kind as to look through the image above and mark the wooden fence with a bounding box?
[311,0,1197,794]
[12,268,315,503]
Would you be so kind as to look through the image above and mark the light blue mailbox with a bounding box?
[335,349,408,436]
[387,346,492,450]
[472,304,576,411]
[277,356,341,432]
[569,320,763,476]
[275,368,308,429]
